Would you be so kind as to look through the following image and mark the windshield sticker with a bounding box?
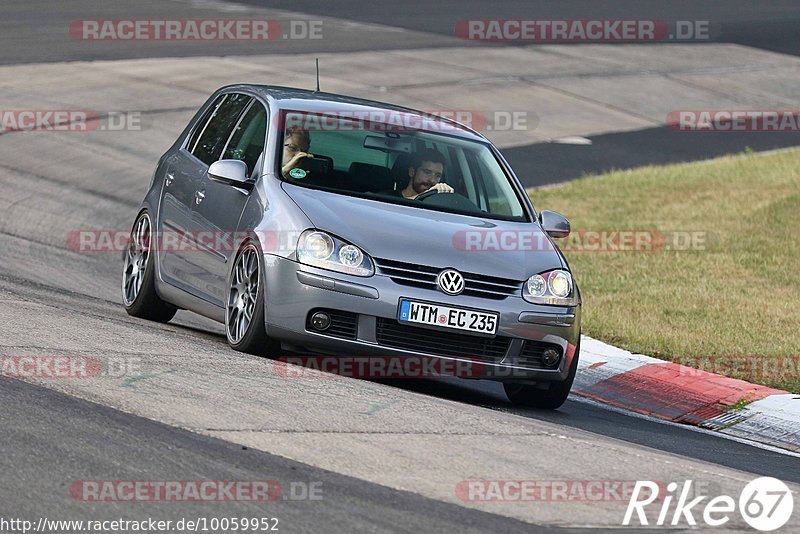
[289,168,307,179]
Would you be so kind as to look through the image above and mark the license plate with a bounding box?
[398,299,499,335]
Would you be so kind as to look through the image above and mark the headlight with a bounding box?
[338,244,363,267]
[523,269,576,305]
[302,231,334,260]
[526,274,547,297]
[297,230,374,277]
[549,271,571,298]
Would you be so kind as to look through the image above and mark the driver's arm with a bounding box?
[414,183,454,198]
[281,152,313,179]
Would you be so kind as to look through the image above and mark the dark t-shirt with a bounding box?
[379,188,404,198]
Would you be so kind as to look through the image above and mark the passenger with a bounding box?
[386,148,454,199]
[281,126,313,179]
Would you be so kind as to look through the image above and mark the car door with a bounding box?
[162,92,252,297]
[156,97,223,289]
[156,151,192,288]
[188,98,268,306]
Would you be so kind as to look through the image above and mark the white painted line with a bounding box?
[549,136,593,145]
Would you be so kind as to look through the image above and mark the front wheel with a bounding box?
[503,339,580,409]
[122,211,177,323]
[225,242,280,356]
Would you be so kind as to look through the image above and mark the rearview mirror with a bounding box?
[539,210,570,238]
[208,160,252,189]
[363,135,413,153]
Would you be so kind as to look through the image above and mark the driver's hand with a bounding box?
[429,183,454,194]
[411,183,455,199]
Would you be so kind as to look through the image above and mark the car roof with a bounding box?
[220,84,488,142]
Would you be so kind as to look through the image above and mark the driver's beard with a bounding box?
[414,180,435,194]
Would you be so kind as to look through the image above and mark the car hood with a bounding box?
[282,184,565,280]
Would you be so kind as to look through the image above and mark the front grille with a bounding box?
[374,258,521,300]
[307,309,358,340]
[510,340,563,369]
[375,318,511,363]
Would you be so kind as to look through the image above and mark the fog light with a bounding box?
[542,348,561,367]
[310,311,331,331]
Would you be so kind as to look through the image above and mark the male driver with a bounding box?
[391,148,454,199]
[281,126,313,179]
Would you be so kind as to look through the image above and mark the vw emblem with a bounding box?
[437,269,465,295]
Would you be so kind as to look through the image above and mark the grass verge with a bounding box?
[531,148,800,392]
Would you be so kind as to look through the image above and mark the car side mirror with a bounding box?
[539,210,570,238]
[208,160,252,189]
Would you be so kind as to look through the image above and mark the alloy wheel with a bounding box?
[122,213,151,306]
[227,244,259,344]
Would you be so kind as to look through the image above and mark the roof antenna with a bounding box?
[315,58,320,92]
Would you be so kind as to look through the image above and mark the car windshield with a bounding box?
[278,110,528,221]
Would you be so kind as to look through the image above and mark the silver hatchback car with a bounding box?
[123,85,581,408]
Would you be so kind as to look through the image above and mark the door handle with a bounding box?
[195,189,205,204]
[165,173,174,186]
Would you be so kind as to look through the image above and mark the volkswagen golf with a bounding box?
[122,85,581,408]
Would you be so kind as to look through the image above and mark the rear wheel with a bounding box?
[504,339,580,409]
[225,242,280,356]
[122,211,177,323]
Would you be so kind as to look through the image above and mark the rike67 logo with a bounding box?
[624,477,794,531]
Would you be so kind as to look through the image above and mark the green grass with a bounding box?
[531,149,800,392]
[724,396,756,413]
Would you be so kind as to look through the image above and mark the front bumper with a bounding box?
[262,255,581,382]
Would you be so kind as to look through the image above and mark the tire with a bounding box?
[503,339,580,409]
[122,211,178,323]
[225,241,280,356]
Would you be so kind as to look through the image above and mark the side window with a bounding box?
[186,95,224,154]
[222,101,267,177]
[465,149,523,217]
[191,93,251,165]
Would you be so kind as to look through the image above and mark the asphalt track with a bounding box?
[234,0,800,57]
[7,0,800,64]
[0,377,546,533]
[1,0,799,531]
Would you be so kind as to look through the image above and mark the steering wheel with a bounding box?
[414,188,442,201]
[415,188,480,211]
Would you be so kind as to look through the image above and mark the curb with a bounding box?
[573,336,800,453]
